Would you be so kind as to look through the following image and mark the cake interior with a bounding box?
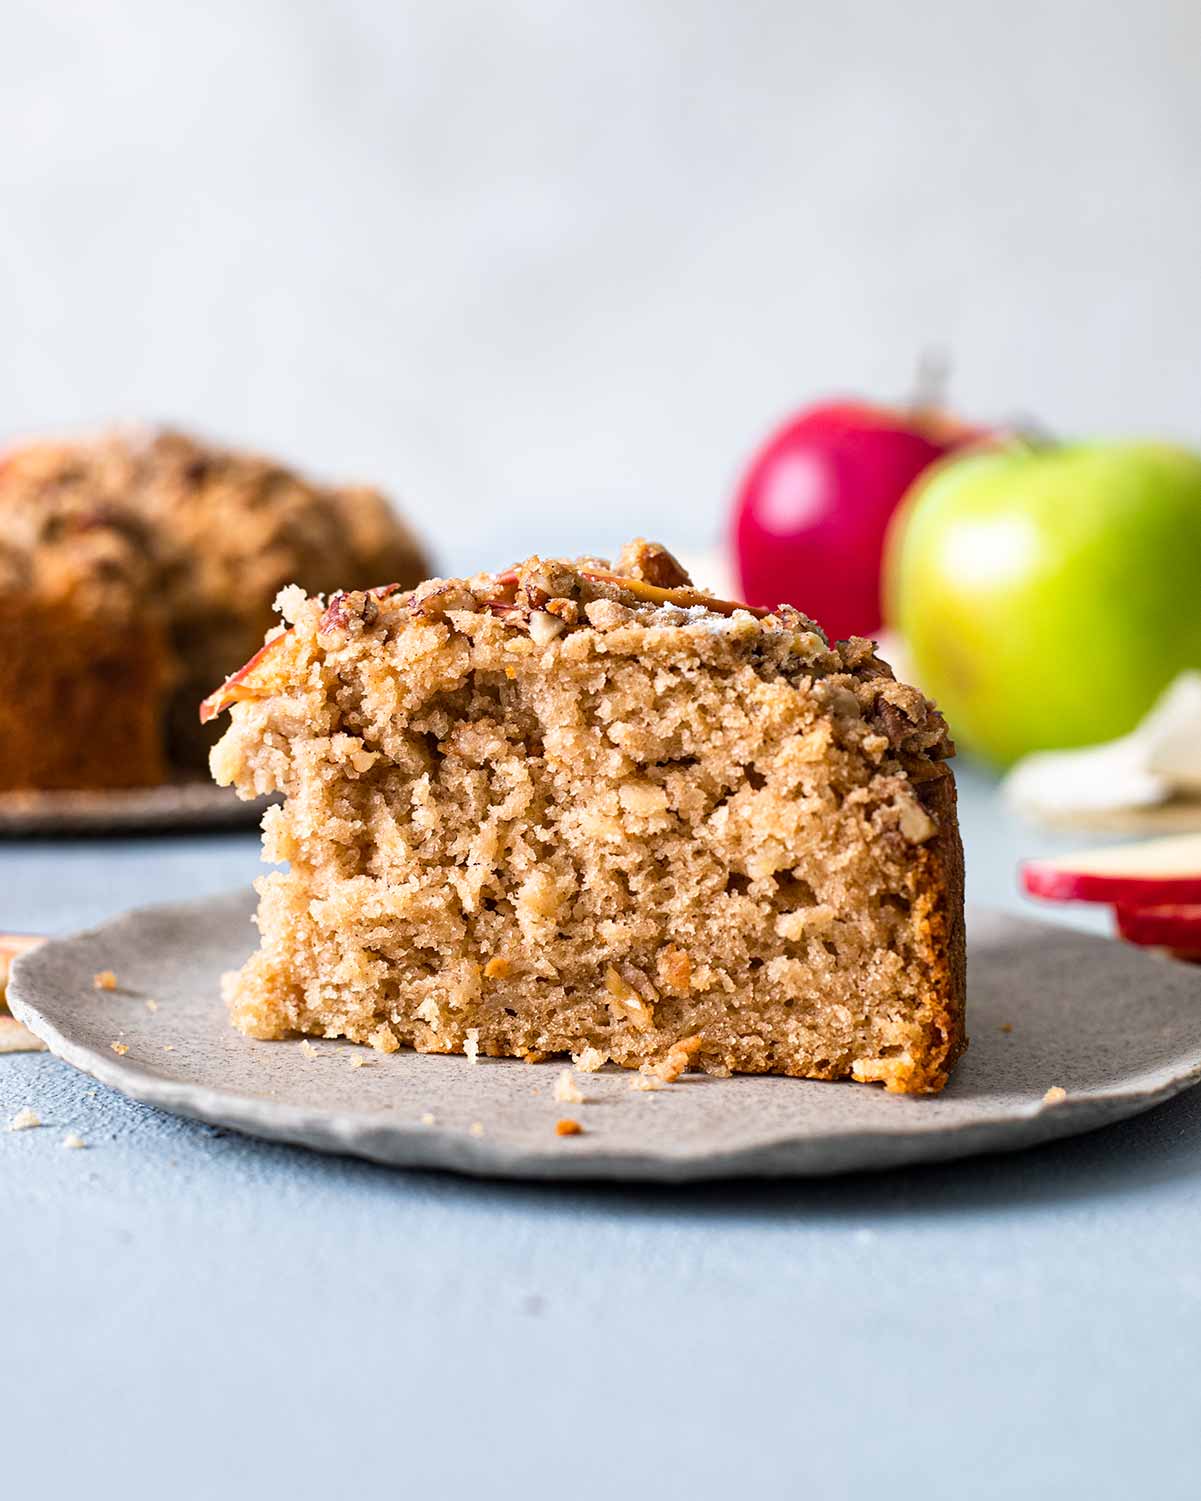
[214,563,962,1092]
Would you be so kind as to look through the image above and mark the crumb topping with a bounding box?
[200,547,953,767]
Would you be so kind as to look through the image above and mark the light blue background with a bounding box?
[5,766,1199,1500]
[3,1,1201,566]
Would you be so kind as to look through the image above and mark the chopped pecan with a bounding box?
[614,538,693,588]
[545,597,580,626]
[412,578,476,618]
[320,582,400,634]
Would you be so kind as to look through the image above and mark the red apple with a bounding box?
[1114,902,1201,954]
[1021,833,1201,905]
[731,396,982,641]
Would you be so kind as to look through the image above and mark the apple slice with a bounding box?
[1114,903,1201,955]
[198,629,298,724]
[579,570,772,619]
[1021,833,1201,905]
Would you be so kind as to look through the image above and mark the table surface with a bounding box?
[4,762,1199,1501]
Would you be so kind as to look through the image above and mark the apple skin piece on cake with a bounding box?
[203,541,967,1094]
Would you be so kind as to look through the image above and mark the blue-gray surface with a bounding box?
[4,764,1199,1501]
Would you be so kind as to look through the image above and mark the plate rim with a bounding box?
[0,782,272,836]
[9,889,1201,1182]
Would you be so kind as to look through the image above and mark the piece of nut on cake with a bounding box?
[203,538,966,1094]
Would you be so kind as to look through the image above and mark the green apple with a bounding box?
[885,439,1201,766]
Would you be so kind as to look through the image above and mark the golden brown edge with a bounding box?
[905,763,968,1093]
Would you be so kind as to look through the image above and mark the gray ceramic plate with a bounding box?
[0,782,272,836]
[9,889,1201,1181]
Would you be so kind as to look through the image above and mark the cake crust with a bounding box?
[207,543,967,1093]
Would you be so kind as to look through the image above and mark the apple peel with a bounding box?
[1021,833,1201,906]
[1114,903,1201,953]
[199,630,297,724]
[579,570,771,620]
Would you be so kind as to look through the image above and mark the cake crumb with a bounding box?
[348,1055,369,1069]
[298,1039,319,1059]
[483,956,511,980]
[1042,1085,1067,1106]
[553,1069,585,1104]
[641,1034,705,1084]
[464,1028,480,1064]
[629,1073,664,1092]
[0,1016,47,1054]
[7,1106,41,1131]
[420,1112,436,1125]
[162,1044,175,1052]
[522,1050,548,1064]
[145,998,159,1014]
[369,1023,400,1054]
[555,1118,584,1136]
[111,1041,129,1056]
[469,1121,484,1137]
[1000,1023,1013,1034]
[93,970,118,991]
[62,1132,87,1150]
[572,1046,607,1073]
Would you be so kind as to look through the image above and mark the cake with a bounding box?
[0,427,428,789]
[205,539,966,1093]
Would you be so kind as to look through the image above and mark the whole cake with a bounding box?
[0,427,427,789]
[204,540,966,1092]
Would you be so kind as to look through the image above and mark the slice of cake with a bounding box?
[0,427,429,789]
[204,540,966,1093]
